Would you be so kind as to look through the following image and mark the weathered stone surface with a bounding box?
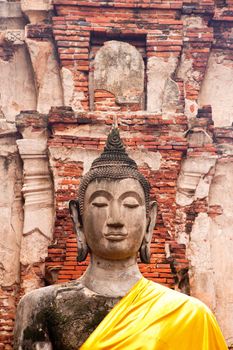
[26,38,64,113]
[0,2,22,19]
[162,78,179,114]
[208,162,233,346]
[0,132,23,287]
[0,46,36,122]
[20,229,51,266]
[177,14,213,119]
[176,156,217,206]
[187,161,233,346]
[198,51,233,127]
[177,43,199,119]
[50,145,161,176]
[187,213,216,308]
[147,56,178,112]
[93,41,144,105]
[61,67,85,112]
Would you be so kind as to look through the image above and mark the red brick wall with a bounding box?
[0,287,18,350]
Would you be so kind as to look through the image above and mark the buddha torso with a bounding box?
[14,281,120,350]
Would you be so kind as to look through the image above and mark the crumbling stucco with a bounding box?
[176,156,217,206]
[147,56,178,113]
[61,67,85,112]
[187,213,216,309]
[199,52,233,127]
[49,146,161,178]
[186,161,233,347]
[177,15,211,120]
[0,133,23,287]
[208,162,233,346]
[0,47,37,122]
[26,38,64,113]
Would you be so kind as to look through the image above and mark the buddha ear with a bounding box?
[140,201,157,264]
[69,200,89,262]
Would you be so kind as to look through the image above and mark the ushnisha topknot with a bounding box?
[78,127,151,216]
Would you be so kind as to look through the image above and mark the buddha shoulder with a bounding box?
[15,279,114,322]
[14,281,91,349]
[14,280,120,350]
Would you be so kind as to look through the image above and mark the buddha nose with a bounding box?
[107,200,124,227]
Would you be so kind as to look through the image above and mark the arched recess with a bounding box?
[89,40,145,110]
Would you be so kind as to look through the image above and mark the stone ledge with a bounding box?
[53,0,183,10]
[16,111,48,130]
[26,24,53,39]
[0,3,22,19]
[21,0,53,13]
[214,127,233,141]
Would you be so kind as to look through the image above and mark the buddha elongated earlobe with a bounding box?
[140,201,157,264]
[140,240,151,264]
[69,200,89,262]
[77,237,89,262]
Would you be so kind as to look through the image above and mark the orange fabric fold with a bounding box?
[80,278,228,350]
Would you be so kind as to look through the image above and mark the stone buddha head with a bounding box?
[69,127,157,264]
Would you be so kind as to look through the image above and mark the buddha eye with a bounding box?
[92,202,108,207]
[123,203,139,208]
[123,198,139,209]
[91,197,108,207]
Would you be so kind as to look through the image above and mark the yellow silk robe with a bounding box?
[81,277,228,350]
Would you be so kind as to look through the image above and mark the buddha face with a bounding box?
[82,178,147,260]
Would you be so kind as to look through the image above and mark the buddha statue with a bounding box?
[14,128,227,350]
